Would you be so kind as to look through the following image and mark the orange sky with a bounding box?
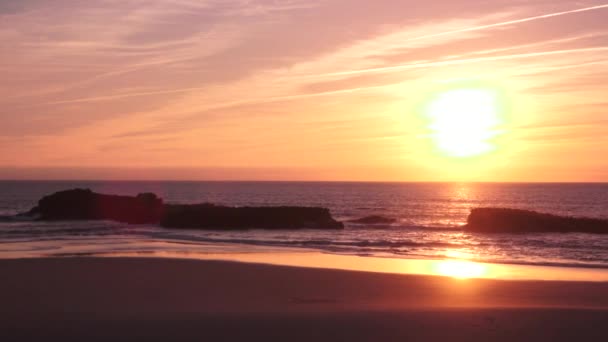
[1,1,607,181]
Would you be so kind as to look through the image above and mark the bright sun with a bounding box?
[425,88,504,158]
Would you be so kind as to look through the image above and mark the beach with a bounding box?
[1,257,607,341]
[5,0,608,339]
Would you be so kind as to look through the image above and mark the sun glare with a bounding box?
[425,88,504,158]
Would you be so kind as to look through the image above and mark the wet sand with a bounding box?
[1,257,607,341]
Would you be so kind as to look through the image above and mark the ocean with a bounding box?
[1,181,607,269]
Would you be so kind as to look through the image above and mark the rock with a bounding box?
[161,204,344,229]
[34,188,164,224]
[348,215,396,224]
[465,207,608,234]
[24,189,344,230]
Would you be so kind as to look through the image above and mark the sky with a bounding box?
[1,0,607,182]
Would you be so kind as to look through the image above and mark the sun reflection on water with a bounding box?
[433,249,488,279]
[445,249,471,259]
[103,249,608,281]
[433,260,488,279]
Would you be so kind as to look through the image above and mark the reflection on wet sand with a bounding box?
[104,249,608,282]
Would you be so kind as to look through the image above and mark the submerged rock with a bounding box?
[348,215,396,224]
[161,204,344,229]
[23,189,344,230]
[465,207,608,234]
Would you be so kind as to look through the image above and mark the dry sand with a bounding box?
[1,257,607,341]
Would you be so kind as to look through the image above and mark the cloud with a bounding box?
[314,46,608,78]
[311,3,608,78]
[2,0,608,181]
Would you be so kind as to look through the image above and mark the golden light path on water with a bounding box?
[4,234,608,282]
[434,260,488,279]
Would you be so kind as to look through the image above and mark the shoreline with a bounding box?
[1,257,608,341]
[7,246,608,282]
[145,250,608,281]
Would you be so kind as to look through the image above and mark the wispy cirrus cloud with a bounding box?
[2,0,608,181]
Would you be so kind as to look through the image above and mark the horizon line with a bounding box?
[1,179,607,185]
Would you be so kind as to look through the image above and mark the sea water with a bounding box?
[1,181,607,269]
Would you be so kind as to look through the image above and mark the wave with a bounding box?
[148,230,476,250]
[348,215,396,225]
[354,207,387,210]
[2,219,608,269]
[345,224,464,232]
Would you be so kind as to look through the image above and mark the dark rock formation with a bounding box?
[161,204,344,229]
[465,208,608,234]
[348,215,396,224]
[23,189,344,230]
[32,189,164,224]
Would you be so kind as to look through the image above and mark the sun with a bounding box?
[424,88,504,158]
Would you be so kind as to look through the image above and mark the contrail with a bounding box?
[319,3,608,77]
[38,81,386,108]
[43,86,212,105]
[39,46,608,106]
[322,47,608,77]
[34,4,608,106]
[400,3,608,45]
